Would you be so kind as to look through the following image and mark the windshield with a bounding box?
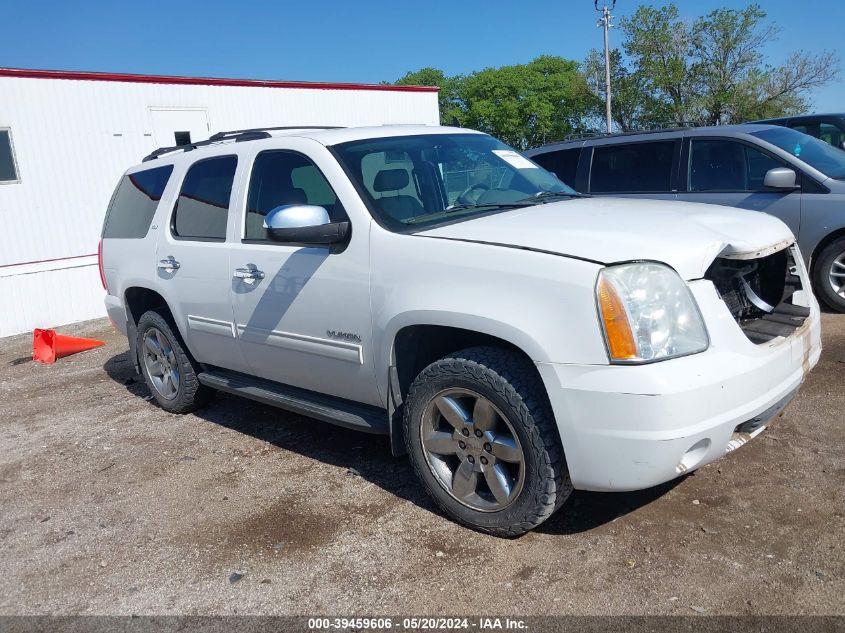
[332,133,576,230]
[750,127,845,180]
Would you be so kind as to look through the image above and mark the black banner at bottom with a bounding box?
[0,616,843,633]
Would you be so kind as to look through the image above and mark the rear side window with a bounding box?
[590,141,675,193]
[102,165,173,239]
[531,148,580,188]
[172,156,238,241]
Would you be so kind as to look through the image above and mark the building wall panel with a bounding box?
[0,74,439,337]
[0,265,105,338]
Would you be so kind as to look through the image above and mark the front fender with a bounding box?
[370,230,609,398]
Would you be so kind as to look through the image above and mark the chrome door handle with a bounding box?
[233,267,265,280]
[157,257,180,271]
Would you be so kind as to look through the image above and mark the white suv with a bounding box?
[100,125,822,536]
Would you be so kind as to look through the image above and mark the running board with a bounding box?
[197,368,388,435]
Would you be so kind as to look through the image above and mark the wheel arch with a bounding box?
[124,286,172,324]
[384,317,548,456]
[810,227,845,278]
[123,286,186,372]
[809,228,845,310]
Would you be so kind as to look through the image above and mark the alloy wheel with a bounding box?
[829,253,845,298]
[420,388,526,512]
[142,327,180,400]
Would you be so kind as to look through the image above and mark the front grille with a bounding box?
[704,246,809,344]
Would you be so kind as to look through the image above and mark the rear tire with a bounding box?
[136,310,211,413]
[403,346,572,537]
[814,237,845,312]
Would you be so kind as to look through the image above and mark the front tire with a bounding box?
[814,237,845,312]
[136,310,210,413]
[403,347,572,537]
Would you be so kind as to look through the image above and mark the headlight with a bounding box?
[596,262,709,363]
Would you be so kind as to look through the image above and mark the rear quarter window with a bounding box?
[102,165,174,239]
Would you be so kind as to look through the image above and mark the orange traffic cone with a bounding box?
[32,328,105,364]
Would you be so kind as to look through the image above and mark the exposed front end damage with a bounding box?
[535,238,822,492]
[704,242,810,344]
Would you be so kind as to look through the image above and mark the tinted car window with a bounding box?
[590,141,675,193]
[791,123,820,138]
[245,151,343,240]
[689,139,782,191]
[172,156,237,240]
[531,148,580,188]
[745,145,783,189]
[102,165,173,239]
[820,123,844,149]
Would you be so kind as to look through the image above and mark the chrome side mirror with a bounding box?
[263,205,349,245]
[763,167,798,190]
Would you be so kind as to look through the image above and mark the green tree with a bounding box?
[394,67,464,126]
[393,57,593,149]
[621,3,840,125]
[692,6,838,123]
[620,4,703,125]
[583,49,668,131]
[459,56,594,149]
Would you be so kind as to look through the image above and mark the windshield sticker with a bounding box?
[492,149,539,170]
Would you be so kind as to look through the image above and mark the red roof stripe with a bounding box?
[0,67,439,93]
[0,253,97,269]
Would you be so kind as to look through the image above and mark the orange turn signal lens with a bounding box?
[597,275,638,361]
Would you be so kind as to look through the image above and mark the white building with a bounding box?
[0,68,439,338]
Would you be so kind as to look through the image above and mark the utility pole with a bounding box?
[595,0,616,133]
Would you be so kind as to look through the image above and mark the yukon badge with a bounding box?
[326,330,362,344]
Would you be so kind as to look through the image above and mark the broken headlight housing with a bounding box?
[596,262,709,363]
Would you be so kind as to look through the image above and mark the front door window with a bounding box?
[689,140,782,192]
[244,150,345,241]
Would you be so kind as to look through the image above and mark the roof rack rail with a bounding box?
[560,124,696,144]
[142,125,346,162]
[208,125,343,140]
[142,131,270,162]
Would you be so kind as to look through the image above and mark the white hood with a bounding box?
[418,197,795,279]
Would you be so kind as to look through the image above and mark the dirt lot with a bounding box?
[0,315,842,616]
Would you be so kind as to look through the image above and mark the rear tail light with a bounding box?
[97,239,107,291]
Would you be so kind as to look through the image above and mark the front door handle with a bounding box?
[233,267,265,280]
[157,257,180,271]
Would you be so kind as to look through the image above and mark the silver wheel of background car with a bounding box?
[142,327,180,400]
[829,253,845,298]
[420,388,526,512]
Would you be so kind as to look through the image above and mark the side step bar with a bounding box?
[197,368,388,435]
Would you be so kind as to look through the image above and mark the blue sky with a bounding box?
[2,0,842,112]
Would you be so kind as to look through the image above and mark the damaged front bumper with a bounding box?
[536,277,822,492]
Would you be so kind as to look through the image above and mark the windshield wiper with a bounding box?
[516,190,588,204]
[404,193,587,225]
[443,201,536,213]
[403,201,535,225]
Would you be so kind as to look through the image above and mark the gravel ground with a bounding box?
[0,315,842,616]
